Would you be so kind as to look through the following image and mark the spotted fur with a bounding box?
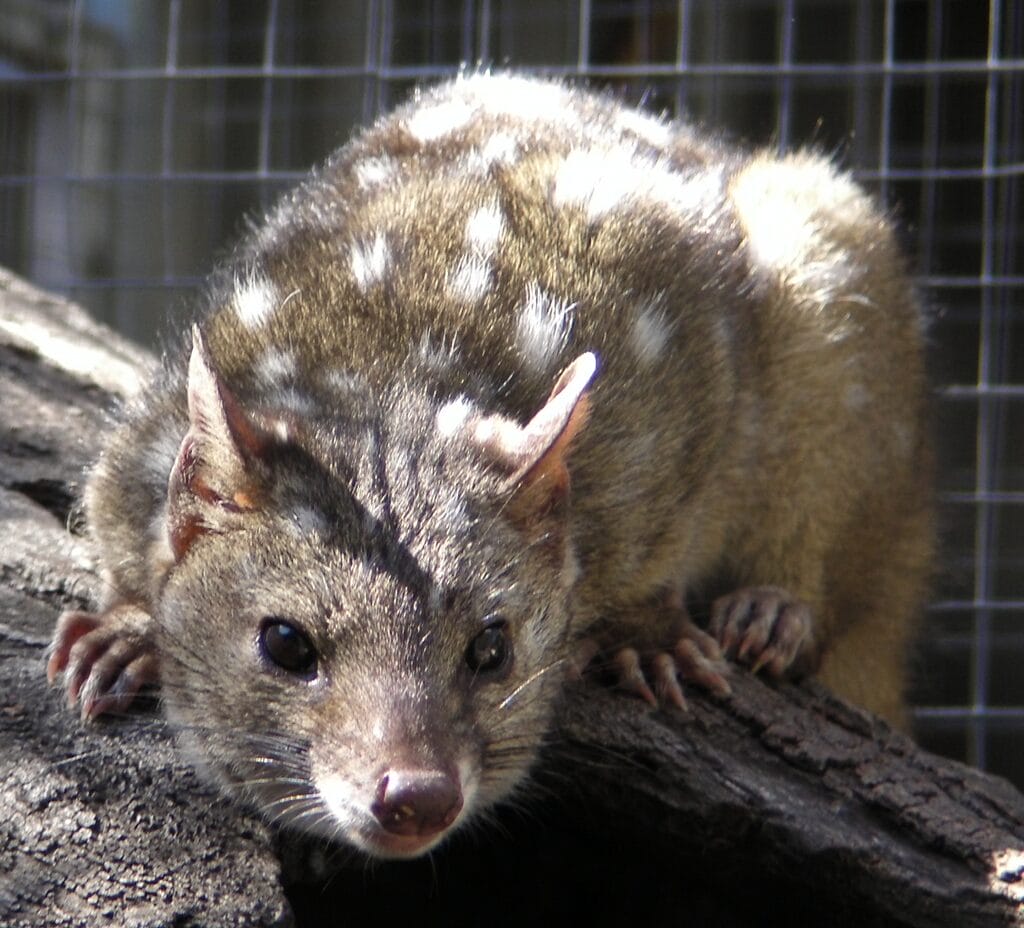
[64,72,933,861]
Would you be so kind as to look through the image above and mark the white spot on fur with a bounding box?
[471,416,521,456]
[472,418,496,444]
[254,351,315,413]
[730,155,867,303]
[355,156,396,189]
[273,388,317,416]
[617,108,672,147]
[631,299,674,364]
[468,133,519,171]
[256,350,297,384]
[233,276,278,328]
[350,233,389,291]
[516,283,574,370]
[552,147,721,223]
[552,147,636,218]
[670,167,724,219]
[470,74,572,124]
[436,397,474,437]
[733,169,821,268]
[407,99,475,142]
[466,203,504,254]
[447,253,492,302]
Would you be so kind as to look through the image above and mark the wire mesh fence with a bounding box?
[1,0,1021,786]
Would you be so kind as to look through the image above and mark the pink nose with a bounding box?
[371,768,464,838]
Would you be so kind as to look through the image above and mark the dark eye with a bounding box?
[259,619,318,678]
[465,620,511,676]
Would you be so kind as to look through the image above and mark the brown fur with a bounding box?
[51,74,933,857]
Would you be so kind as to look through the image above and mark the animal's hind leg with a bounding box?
[816,502,934,728]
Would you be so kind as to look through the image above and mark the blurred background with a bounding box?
[0,0,1021,788]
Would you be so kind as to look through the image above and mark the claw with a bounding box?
[603,630,731,710]
[651,652,687,709]
[571,591,734,709]
[711,586,812,679]
[47,606,157,720]
[675,638,732,697]
[47,610,99,685]
[612,647,658,706]
[81,651,159,720]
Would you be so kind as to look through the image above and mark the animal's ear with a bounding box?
[166,326,271,561]
[472,353,597,523]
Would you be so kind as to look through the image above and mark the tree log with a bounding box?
[0,268,1021,927]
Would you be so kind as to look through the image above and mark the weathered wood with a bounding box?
[1,268,1021,927]
[0,270,290,928]
[548,679,1024,927]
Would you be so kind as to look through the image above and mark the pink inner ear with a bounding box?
[471,352,597,479]
[187,325,267,460]
[166,327,267,561]
[512,352,596,479]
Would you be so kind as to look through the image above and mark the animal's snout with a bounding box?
[371,767,464,837]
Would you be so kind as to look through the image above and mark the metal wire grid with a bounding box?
[0,0,1021,784]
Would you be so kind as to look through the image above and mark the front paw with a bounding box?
[47,606,158,721]
[578,618,731,710]
[710,586,812,678]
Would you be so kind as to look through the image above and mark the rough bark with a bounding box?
[0,271,289,928]
[1,268,1021,927]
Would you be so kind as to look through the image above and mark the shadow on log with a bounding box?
[0,268,1021,927]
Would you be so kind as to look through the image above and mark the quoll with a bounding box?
[49,73,934,859]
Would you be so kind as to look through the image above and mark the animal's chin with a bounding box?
[351,827,453,859]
